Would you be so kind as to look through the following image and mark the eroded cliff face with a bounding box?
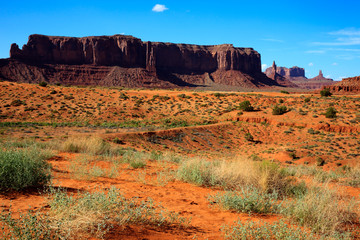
[324,76,360,93]
[1,34,281,89]
[10,34,261,74]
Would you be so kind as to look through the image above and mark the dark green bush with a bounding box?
[0,148,52,191]
[238,100,254,112]
[272,105,287,115]
[320,88,332,97]
[244,133,254,142]
[325,107,337,118]
[39,81,48,87]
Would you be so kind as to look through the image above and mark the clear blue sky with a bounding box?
[1,0,360,80]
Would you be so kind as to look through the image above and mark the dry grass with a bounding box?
[177,156,302,197]
[61,135,111,155]
[282,182,358,235]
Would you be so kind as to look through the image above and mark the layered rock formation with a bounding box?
[264,62,299,88]
[265,63,305,80]
[265,62,334,89]
[0,34,286,89]
[324,76,360,93]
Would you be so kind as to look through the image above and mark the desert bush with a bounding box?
[0,147,52,191]
[244,132,254,142]
[280,90,289,94]
[320,88,332,97]
[272,105,287,115]
[39,81,48,87]
[10,99,25,106]
[222,220,318,240]
[1,187,190,239]
[61,136,111,155]
[238,100,254,111]
[177,157,302,197]
[325,107,337,118]
[304,97,311,103]
[282,184,358,235]
[208,186,280,214]
[177,158,217,186]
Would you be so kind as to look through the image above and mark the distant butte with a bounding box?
[324,75,360,94]
[265,62,335,90]
[0,34,295,90]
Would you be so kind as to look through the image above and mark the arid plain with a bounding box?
[0,80,359,239]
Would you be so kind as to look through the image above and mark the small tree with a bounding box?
[325,107,337,118]
[320,88,332,97]
[238,101,254,112]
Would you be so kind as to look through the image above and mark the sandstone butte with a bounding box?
[0,34,295,89]
[265,61,335,90]
[322,75,360,93]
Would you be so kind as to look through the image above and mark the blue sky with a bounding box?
[1,0,360,80]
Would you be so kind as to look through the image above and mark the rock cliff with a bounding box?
[324,76,360,93]
[1,34,284,89]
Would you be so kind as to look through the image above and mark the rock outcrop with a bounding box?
[0,34,286,89]
[265,63,305,80]
[264,61,299,88]
[265,63,334,89]
[324,76,360,93]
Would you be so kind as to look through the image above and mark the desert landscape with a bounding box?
[1,1,360,239]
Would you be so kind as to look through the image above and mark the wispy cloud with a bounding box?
[152,4,168,12]
[306,50,326,54]
[332,62,338,66]
[312,28,360,46]
[329,28,360,36]
[313,38,360,46]
[308,62,314,67]
[261,38,284,43]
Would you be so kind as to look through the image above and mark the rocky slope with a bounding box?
[324,76,360,93]
[265,62,334,89]
[0,34,287,89]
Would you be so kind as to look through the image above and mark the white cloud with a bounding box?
[312,37,360,46]
[306,50,326,54]
[332,62,338,66]
[329,28,360,36]
[152,4,168,12]
[308,62,314,67]
[325,75,331,78]
[261,64,268,71]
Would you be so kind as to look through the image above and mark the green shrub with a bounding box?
[244,132,254,142]
[39,81,48,87]
[0,147,52,191]
[222,220,318,240]
[177,158,217,186]
[280,90,289,94]
[325,107,337,118]
[208,186,280,214]
[282,186,358,235]
[304,97,311,103]
[238,100,254,112]
[272,105,287,115]
[1,187,190,239]
[320,88,332,97]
